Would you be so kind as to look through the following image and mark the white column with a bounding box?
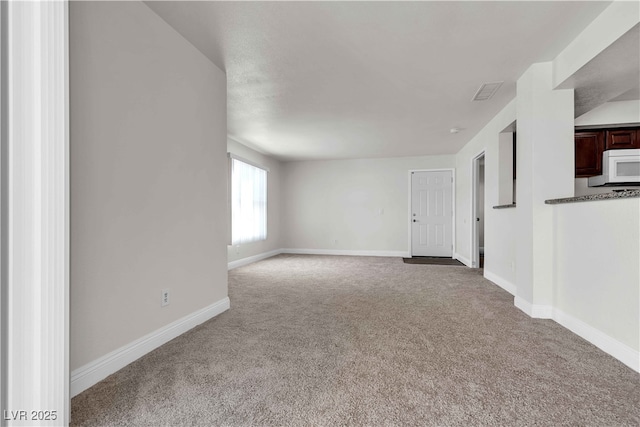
[515,62,574,317]
[3,1,69,425]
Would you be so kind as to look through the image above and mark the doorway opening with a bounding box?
[472,153,485,268]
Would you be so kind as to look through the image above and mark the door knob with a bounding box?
[413,219,417,222]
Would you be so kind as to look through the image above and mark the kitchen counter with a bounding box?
[545,189,640,205]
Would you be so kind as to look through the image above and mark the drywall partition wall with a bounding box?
[515,62,574,313]
[553,1,639,89]
[70,0,228,374]
[455,100,516,288]
[553,198,640,371]
[486,206,517,294]
[227,139,283,266]
[282,155,454,255]
[575,100,640,127]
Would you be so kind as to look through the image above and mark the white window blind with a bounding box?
[231,156,267,244]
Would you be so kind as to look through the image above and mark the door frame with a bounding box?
[407,168,456,258]
[471,150,486,269]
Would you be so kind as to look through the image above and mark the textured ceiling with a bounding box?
[147,1,612,161]
[565,24,640,117]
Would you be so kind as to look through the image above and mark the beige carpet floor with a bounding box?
[72,254,640,426]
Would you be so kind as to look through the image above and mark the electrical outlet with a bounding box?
[161,289,170,307]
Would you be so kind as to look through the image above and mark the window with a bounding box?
[230,155,267,244]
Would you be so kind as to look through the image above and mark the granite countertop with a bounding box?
[545,189,640,205]
[493,204,517,209]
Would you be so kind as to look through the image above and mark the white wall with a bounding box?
[455,100,517,286]
[70,1,228,370]
[575,100,640,127]
[553,198,639,366]
[227,139,283,263]
[282,155,454,255]
[515,62,575,309]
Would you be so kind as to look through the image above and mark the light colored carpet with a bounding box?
[72,254,640,426]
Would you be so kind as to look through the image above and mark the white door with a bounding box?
[411,171,453,257]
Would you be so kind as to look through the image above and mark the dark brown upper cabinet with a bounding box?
[605,129,640,150]
[575,131,605,177]
[575,126,640,177]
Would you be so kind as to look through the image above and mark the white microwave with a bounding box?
[588,149,640,187]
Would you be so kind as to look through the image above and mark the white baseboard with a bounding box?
[514,296,553,319]
[483,269,516,295]
[553,308,639,373]
[282,248,410,258]
[514,297,638,372]
[531,304,553,318]
[70,297,230,397]
[453,252,472,267]
[514,296,531,315]
[228,249,283,270]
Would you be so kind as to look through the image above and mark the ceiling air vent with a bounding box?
[472,81,503,101]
